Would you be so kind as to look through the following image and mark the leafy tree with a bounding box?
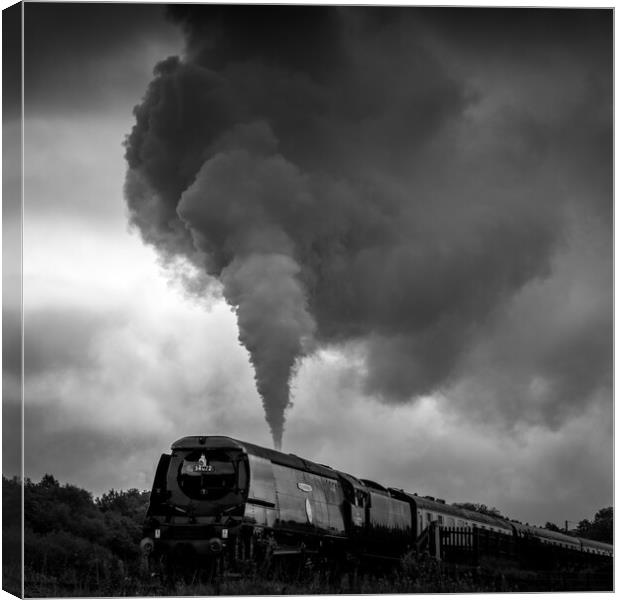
[96,488,150,520]
[3,476,23,596]
[577,507,612,543]
[25,476,103,539]
[3,475,22,525]
[544,521,561,532]
[40,473,59,488]
[23,473,152,591]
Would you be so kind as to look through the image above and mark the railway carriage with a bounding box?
[579,537,614,557]
[512,522,582,551]
[394,492,513,538]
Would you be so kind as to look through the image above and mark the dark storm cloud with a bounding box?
[23,403,159,491]
[24,3,180,113]
[446,228,613,430]
[3,93,22,477]
[3,307,22,378]
[124,7,611,445]
[3,307,22,477]
[3,396,22,478]
[419,7,611,51]
[421,7,612,219]
[168,4,345,79]
[3,2,22,120]
[23,308,119,377]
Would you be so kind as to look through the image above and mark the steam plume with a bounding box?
[222,254,315,449]
[171,121,316,448]
[124,7,611,444]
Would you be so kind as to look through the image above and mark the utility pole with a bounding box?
[564,520,578,533]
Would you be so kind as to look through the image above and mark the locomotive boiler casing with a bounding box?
[141,436,350,564]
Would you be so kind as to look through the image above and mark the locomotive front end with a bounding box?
[141,436,249,564]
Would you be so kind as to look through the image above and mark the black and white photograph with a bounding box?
[2,2,614,596]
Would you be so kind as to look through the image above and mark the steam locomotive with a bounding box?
[140,435,612,573]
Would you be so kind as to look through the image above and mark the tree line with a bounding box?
[2,474,613,596]
[4,474,151,596]
[544,507,613,543]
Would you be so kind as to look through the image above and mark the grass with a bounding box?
[21,553,613,597]
[20,561,526,596]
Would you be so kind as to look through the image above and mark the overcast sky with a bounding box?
[7,4,612,528]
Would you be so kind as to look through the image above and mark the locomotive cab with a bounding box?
[337,471,368,533]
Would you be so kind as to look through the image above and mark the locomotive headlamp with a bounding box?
[208,538,223,554]
[154,528,161,539]
[140,537,154,555]
[222,528,228,539]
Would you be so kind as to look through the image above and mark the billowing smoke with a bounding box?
[221,254,314,449]
[124,7,611,446]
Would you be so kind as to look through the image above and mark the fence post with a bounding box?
[472,526,479,565]
[433,522,441,561]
